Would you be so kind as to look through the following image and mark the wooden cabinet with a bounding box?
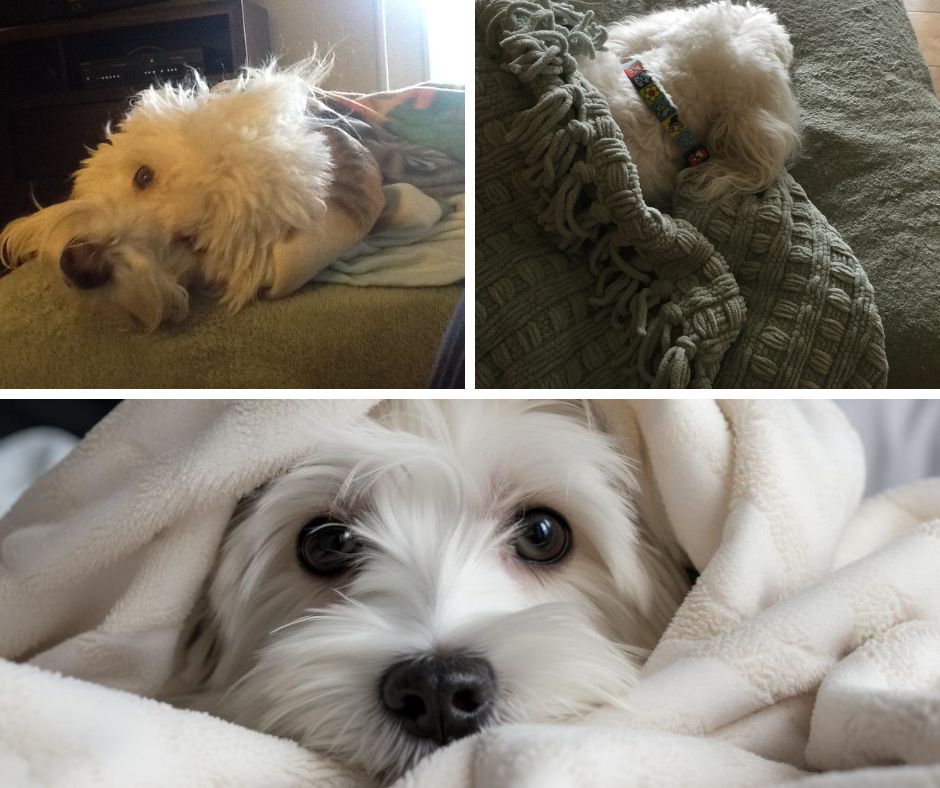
[0,1,270,226]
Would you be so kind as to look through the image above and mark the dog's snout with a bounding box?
[380,654,495,745]
[60,242,112,289]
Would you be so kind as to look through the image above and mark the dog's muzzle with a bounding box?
[380,654,496,745]
[60,241,112,289]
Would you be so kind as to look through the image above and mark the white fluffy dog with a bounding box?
[0,60,385,331]
[578,1,800,207]
[166,400,690,783]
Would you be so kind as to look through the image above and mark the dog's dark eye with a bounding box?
[513,508,571,564]
[133,165,155,190]
[297,517,362,576]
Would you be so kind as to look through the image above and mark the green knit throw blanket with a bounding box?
[476,0,889,388]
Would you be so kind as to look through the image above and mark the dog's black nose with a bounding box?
[60,242,112,289]
[380,654,496,745]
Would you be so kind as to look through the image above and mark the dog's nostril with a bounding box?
[451,688,482,713]
[60,242,112,290]
[381,654,496,745]
[399,693,427,719]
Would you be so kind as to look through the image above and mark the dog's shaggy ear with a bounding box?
[679,5,800,200]
[688,103,801,199]
[0,201,91,270]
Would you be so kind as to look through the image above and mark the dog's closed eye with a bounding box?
[133,165,155,191]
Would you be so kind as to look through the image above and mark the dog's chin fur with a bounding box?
[0,59,335,331]
[578,0,801,208]
[164,401,690,784]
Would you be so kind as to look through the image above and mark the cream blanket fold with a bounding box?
[1,400,938,787]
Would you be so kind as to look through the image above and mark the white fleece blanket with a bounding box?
[0,428,76,518]
[1,400,938,787]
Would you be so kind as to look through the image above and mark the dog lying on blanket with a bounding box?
[578,1,801,207]
[0,59,385,331]
[164,400,693,784]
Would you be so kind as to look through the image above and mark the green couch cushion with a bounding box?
[0,262,461,388]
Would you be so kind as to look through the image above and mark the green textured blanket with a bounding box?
[476,0,892,388]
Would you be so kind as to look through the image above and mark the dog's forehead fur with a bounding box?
[240,400,646,596]
[73,66,333,228]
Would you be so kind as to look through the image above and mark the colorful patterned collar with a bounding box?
[622,57,710,167]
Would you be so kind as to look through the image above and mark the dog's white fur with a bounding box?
[0,60,383,330]
[578,1,800,207]
[166,400,690,783]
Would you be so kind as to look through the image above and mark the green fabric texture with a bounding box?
[674,179,887,387]
[602,0,940,388]
[476,0,892,388]
[0,262,461,388]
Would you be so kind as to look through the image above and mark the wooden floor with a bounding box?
[904,0,940,98]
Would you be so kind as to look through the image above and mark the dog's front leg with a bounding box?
[263,206,371,300]
[263,126,386,300]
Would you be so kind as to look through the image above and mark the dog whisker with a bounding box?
[27,185,45,212]
[268,615,321,636]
